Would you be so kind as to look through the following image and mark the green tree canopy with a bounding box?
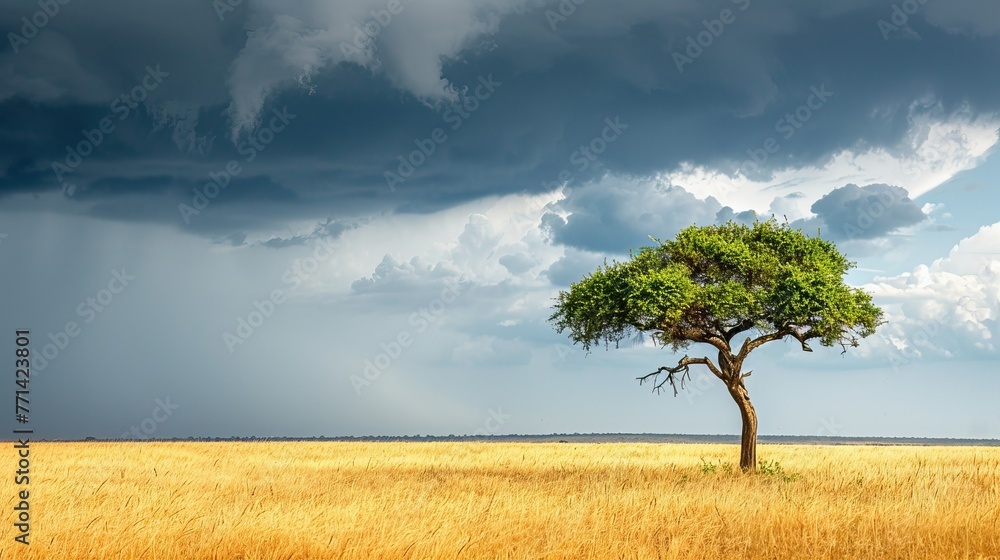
[549,219,884,472]
[551,219,882,354]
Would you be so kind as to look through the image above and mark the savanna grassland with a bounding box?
[3,442,999,559]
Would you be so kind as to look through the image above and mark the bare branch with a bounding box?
[837,335,859,355]
[637,355,725,396]
[738,326,821,359]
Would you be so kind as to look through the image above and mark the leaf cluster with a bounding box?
[550,219,883,353]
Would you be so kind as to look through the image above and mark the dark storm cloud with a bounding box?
[0,154,48,195]
[541,179,721,253]
[73,175,177,199]
[74,174,294,205]
[543,248,607,287]
[77,174,312,237]
[805,183,927,240]
[2,0,999,236]
[1,1,242,105]
[258,217,361,248]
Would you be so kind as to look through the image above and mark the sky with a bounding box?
[1,0,998,440]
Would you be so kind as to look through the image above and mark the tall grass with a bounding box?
[4,442,999,559]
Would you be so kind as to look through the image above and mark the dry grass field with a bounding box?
[2,442,999,559]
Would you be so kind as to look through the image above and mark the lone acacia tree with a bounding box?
[550,220,883,472]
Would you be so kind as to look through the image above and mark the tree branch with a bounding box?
[737,326,821,359]
[690,327,731,353]
[737,331,785,359]
[789,328,818,352]
[702,335,731,353]
[836,333,860,354]
[723,319,754,342]
[637,356,725,396]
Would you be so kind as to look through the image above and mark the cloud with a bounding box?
[225,15,344,140]
[452,213,503,265]
[655,107,999,215]
[498,252,537,275]
[257,217,360,248]
[924,0,1000,37]
[0,33,113,104]
[72,175,178,200]
[541,177,722,254]
[149,102,215,154]
[766,192,810,222]
[350,212,511,297]
[351,253,461,294]
[341,194,574,361]
[0,0,236,107]
[543,248,607,287]
[806,183,927,241]
[226,0,529,140]
[2,0,999,243]
[864,222,1000,359]
[715,206,759,226]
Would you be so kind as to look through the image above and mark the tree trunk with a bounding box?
[728,383,757,473]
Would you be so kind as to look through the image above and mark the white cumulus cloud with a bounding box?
[864,222,1000,359]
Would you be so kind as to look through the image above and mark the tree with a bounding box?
[549,220,884,472]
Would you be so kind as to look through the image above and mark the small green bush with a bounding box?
[757,460,798,482]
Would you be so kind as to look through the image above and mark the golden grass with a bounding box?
[3,442,999,559]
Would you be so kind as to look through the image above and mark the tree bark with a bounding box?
[727,382,757,473]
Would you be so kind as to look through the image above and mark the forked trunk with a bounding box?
[728,383,757,473]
